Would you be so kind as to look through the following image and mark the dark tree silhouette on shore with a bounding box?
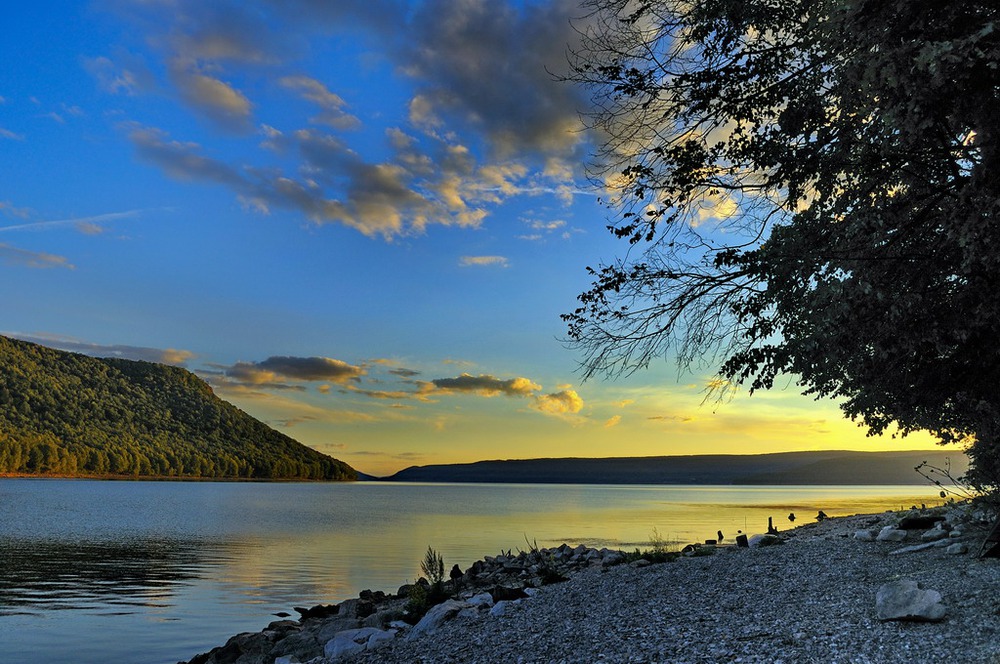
[564,0,1000,492]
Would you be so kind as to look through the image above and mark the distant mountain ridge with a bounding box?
[379,450,968,485]
[0,335,356,480]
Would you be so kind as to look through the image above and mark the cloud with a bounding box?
[226,355,365,385]
[0,244,73,269]
[532,389,584,414]
[425,373,540,397]
[169,62,254,131]
[398,0,589,160]
[603,415,622,428]
[280,75,360,130]
[127,124,492,239]
[0,201,32,219]
[83,55,142,95]
[0,128,24,141]
[459,255,509,268]
[5,333,193,365]
[100,0,596,241]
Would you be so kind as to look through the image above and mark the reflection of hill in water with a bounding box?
[0,537,236,615]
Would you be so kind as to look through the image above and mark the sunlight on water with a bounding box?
[0,480,946,663]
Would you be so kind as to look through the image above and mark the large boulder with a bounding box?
[406,600,473,640]
[876,526,908,542]
[323,627,396,660]
[875,580,946,622]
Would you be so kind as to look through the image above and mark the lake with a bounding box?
[0,479,946,663]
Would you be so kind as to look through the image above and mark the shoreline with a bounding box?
[182,503,1000,664]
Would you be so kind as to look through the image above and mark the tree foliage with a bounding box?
[0,335,356,480]
[564,0,1000,488]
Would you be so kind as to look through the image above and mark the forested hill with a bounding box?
[380,450,968,485]
[0,335,356,480]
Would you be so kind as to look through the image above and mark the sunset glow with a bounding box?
[0,0,940,476]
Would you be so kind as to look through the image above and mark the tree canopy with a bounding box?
[0,335,356,480]
[564,0,1000,488]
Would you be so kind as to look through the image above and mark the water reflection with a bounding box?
[0,536,231,616]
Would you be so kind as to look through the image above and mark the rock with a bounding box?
[946,543,968,555]
[876,580,946,622]
[273,657,299,664]
[407,600,472,640]
[489,600,512,617]
[630,559,652,568]
[898,515,945,530]
[366,629,397,650]
[876,527,908,542]
[490,586,528,603]
[324,627,396,660]
[466,592,494,607]
[361,607,404,628]
[294,604,338,620]
[854,530,876,541]
[602,551,625,567]
[920,528,949,542]
[888,542,937,555]
[747,534,782,547]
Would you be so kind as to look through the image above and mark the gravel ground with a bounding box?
[352,512,1000,664]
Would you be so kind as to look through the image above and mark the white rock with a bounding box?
[920,528,949,541]
[946,543,968,555]
[407,600,471,640]
[366,629,397,650]
[523,587,541,597]
[273,656,300,664]
[324,627,385,660]
[490,600,511,617]
[854,530,875,541]
[876,527,907,542]
[467,592,494,607]
[876,580,946,622]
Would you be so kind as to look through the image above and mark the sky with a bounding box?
[0,0,939,476]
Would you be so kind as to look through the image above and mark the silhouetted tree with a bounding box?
[564,0,1000,490]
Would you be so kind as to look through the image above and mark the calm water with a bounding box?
[0,479,945,663]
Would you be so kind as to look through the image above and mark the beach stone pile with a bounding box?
[182,503,1000,664]
[180,544,629,664]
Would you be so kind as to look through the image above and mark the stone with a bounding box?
[467,592,494,607]
[946,543,968,555]
[876,527,907,542]
[324,627,390,660]
[602,551,625,567]
[920,528,949,541]
[854,530,875,541]
[630,559,652,568]
[898,515,944,530]
[489,600,511,617]
[888,542,937,555]
[876,580,946,622]
[365,629,397,650]
[407,600,472,640]
[273,657,300,664]
[747,534,782,547]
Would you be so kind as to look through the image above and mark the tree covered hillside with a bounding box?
[0,335,356,480]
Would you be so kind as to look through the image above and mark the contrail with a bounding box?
[0,208,167,232]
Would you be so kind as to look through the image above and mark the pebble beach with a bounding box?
[185,506,1000,664]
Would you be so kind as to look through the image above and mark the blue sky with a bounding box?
[0,0,938,475]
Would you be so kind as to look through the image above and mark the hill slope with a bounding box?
[380,450,967,485]
[0,335,355,480]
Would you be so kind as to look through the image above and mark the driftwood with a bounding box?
[979,515,1000,558]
